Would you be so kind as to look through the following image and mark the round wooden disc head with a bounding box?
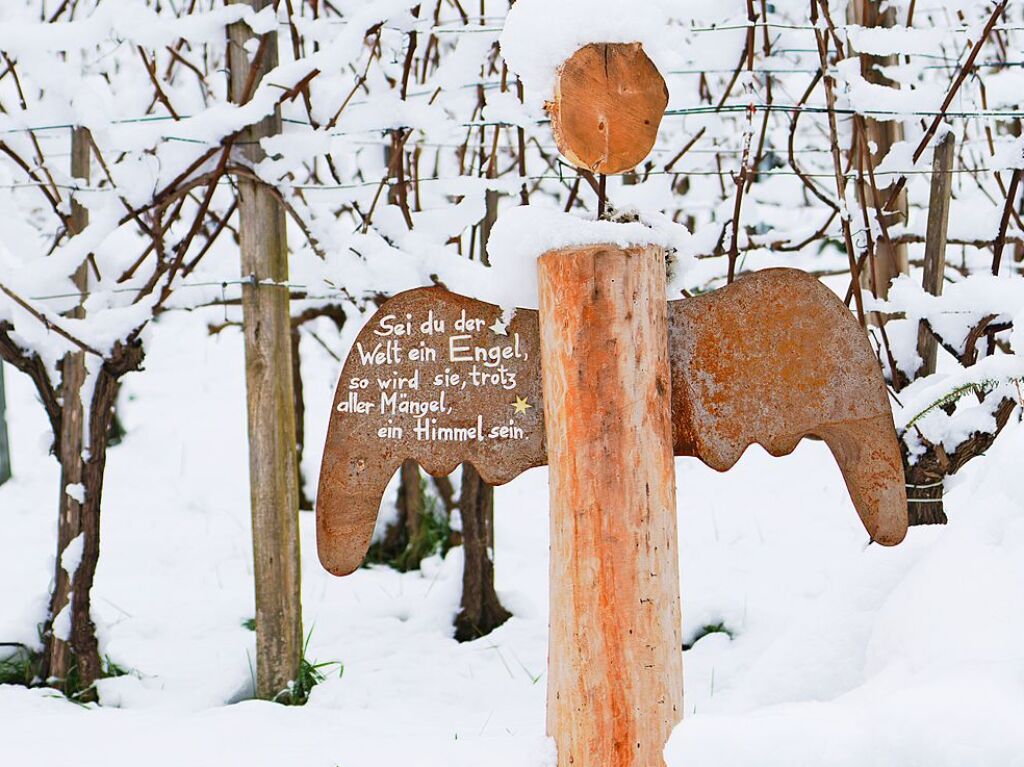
[547,42,669,175]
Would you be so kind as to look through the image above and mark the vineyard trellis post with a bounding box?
[227,0,303,700]
[0,362,9,486]
[917,131,955,378]
[849,0,909,305]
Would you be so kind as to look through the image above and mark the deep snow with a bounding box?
[1,305,1023,766]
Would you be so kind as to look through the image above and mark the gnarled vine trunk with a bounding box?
[44,126,90,687]
[454,463,510,642]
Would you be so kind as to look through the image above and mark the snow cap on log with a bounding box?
[500,0,672,101]
[483,206,680,309]
[500,1,671,173]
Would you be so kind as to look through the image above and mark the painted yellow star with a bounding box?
[489,318,508,336]
[512,395,532,415]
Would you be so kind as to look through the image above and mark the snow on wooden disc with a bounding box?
[547,42,668,175]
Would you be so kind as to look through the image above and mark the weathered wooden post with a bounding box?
[314,40,907,767]
[907,131,955,526]
[0,363,10,486]
[916,131,955,378]
[227,0,303,699]
[849,0,909,303]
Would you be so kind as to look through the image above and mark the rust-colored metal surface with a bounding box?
[668,268,907,546]
[317,268,907,575]
[315,287,546,576]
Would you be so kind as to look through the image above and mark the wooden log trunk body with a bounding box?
[538,244,683,767]
[227,0,303,700]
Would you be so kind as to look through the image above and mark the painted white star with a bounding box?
[512,396,532,415]
[489,318,508,336]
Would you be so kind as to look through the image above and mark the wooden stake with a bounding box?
[0,358,9,487]
[228,0,303,700]
[538,244,683,767]
[916,131,955,378]
[850,0,909,303]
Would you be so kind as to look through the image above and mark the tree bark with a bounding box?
[454,463,510,642]
[372,493,409,564]
[394,458,428,571]
[907,132,954,526]
[538,243,683,767]
[69,341,145,697]
[228,1,303,701]
[905,472,946,526]
[44,126,90,686]
[381,135,426,569]
[453,183,510,640]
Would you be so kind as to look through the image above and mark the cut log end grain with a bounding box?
[547,43,669,175]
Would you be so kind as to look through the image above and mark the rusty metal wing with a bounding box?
[668,269,907,547]
[316,287,546,576]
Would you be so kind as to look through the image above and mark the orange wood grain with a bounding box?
[548,43,669,175]
[538,244,683,767]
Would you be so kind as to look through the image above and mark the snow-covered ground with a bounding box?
[1,307,1023,766]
